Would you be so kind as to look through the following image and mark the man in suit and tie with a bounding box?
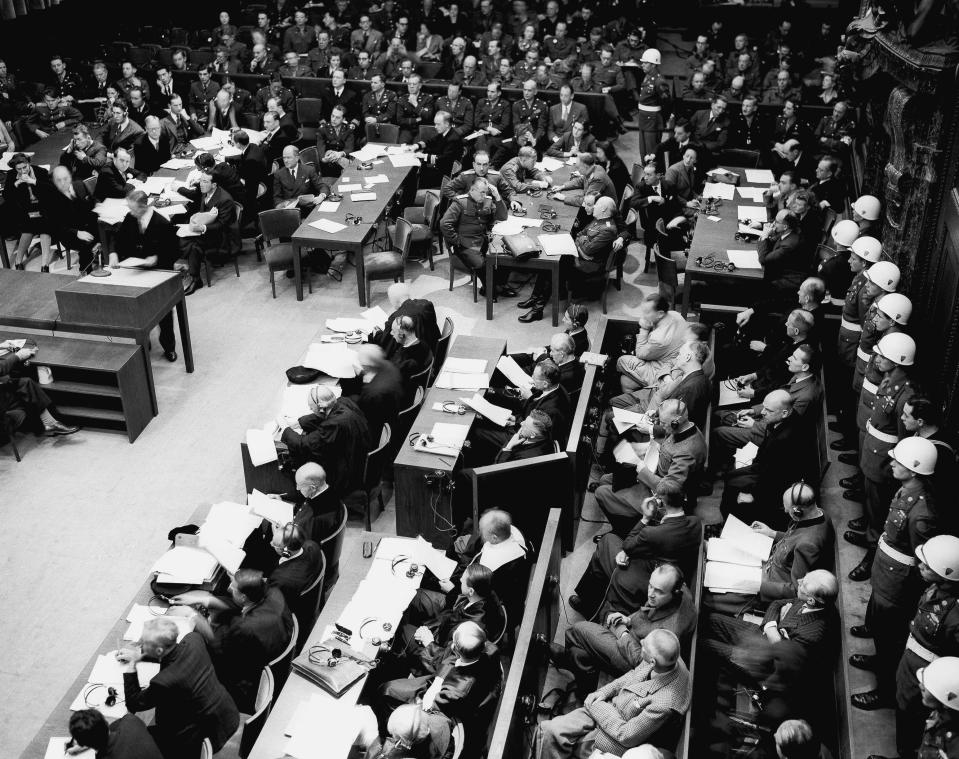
[273,146,331,211]
[630,162,672,237]
[321,69,360,130]
[652,120,703,175]
[757,209,806,295]
[177,171,238,295]
[153,66,183,113]
[412,111,463,188]
[260,110,292,166]
[160,95,204,149]
[104,100,144,154]
[494,410,555,464]
[688,94,731,169]
[545,120,596,158]
[94,148,144,200]
[547,85,589,144]
[41,166,98,271]
[664,148,701,225]
[351,15,384,55]
[133,116,174,175]
[534,629,691,759]
[227,130,270,224]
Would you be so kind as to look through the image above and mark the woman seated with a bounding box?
[2,153,53,270]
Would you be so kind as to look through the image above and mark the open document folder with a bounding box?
[704,514,773,594]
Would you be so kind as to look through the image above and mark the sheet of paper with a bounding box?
[704,561,762,593]
[707,537,765,567]
[159,157,195,170]
[413,536,457,581]
[123,609,193,642]
[316,200,341,213]
[246,427,278,466]
[309,218,347,234]
[491,218,528,236]
[176,224,202,238]
[364,174,389,184]
[68,687,128,719]
[88,651,160,687]
[444,357,488,373]
[351,192,377,201]
[385,145,406,155]
[210,127,232,145]
[702,181,736,200]
[45,738,94,759]
[198,533,246,574]
[286,695,364,759]
[360,305,389,325]
[726,249,762,269]
[388,152,421,168]
[535,156,563,172]
[495,355,534,395]
[93,198,129,224]
[301,342,360,378]
[644,438,660,473]
[244,129,266,145]
[151,546,218,584]
[350,143,388,162]
[434,372,490,390]
[461,393,511,427]
[538,232,578,257]
[611,406,653,434]
[464,130,484,141]
[140,176,174,194]
[736,186,767,201]
[718,383,749,408]
[326,316,376,333]
[737,206,767,224]
[734,440,759,469]
[218,145,242,158]
[413,421,470,456]
[720,514,773,561]
[737,223,762,237]
[201,501,262,547]
[613,439,642,465]
[373,536,420,562]
[745,168,775,184]
[117,256,150,268]
[249,488,295,525]
[190,136,222,151]
[153,203,187,220]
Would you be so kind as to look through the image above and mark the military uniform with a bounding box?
[854,309,896,392]
[473,97,512,155]
[435,96,474,137]
[278,63,314,78]
[835,268,875,439]
[896,584,959,757]
[316,121,355,178]
[867,478,940,698]
[511,61,538,86]
[442,169,514,204]
[636,70,672,158]
[361,88,397,126]
[918,709,959,759]
[529,216,619,304]
[860,367,917,546]
[439,194,508,287]
[594,63,625,93]
[396,92,435,144]
[512,97,549,144]
[569,77,602,94]
[544,35,577,63]
[254,85,295,115]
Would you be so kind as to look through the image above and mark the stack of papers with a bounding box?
[93,198,129,224]
[496,354,534,396]
[133,176,174,194]
[738,206,768,224]
[736,186,767,201]
[360,305,389,325]
[444,357,487,373]
[538,233,578,257]
[152,546,219,584]
[123,604,194,642]
[491,215,542,236]
[461,393,511,427]
[249,488,295,525]
[364,174,389,184]
[153,203,187,220]
[534,156,563,172]
[316,200,341,212]
[745,168,775,184]
[413,422,470,456]
[301,342,359,378]
[611,407,654,434]
[726,249,762,269]
[200,502,263,547]
[190,136,222,151]
[159,157,195,170]
[309,218,346,234]
[702,182,736,200]
[350,143,388,162]
[246,427,278,466]
[735,440,759,469]
[326,316,377,333]
[351,192,377,201]
[388,152,420,168]
[284,695,366,759]
[704,515,773,593]
[434,372,490,390]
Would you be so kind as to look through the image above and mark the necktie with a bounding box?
[291,167,296,181]
[363,32,369,48]
[562,105,568,122]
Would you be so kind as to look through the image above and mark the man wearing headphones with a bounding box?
[385,315,433,392]
[267,522,325,609]
[558,563,696,698]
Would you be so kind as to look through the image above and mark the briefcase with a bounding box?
[503,232,540,261]
[291,646,368,697]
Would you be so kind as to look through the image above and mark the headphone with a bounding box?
[512,205,528,216]
[307,643,377,670]
[695,255,736,272]
[539,205,558,219]
[442,401,466,415]
[665,399,687,430]
[327,192,343,202]
[541,221,562,232]
[789,481,814,519]
[344,213,364,225]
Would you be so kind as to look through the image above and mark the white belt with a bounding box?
[636,103,662,112]
[906,634,938,663]
[862,378,879,395]
[841,317,862,332]
[867,420,899,444]
[878,535,917,566]
[856,347,871,362]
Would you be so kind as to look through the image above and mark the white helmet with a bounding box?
[850,236,882,263]
[865,260,900,292]
[830,219,859,248]
[888,436,937,475]
[875,293,912,325]
[916,534,959,581]
[640,49,662,65]
[918,657,959,711]
[852,194,881,221]
[874,332,915,366]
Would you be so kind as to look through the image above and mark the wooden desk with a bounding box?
[681,165,767,316]
[0,269,65,329]
[393,335,506,546]
[290,152,412,304]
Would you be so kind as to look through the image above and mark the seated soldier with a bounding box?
[557,564,697,697]
[592,399,707,537]
[616,294,689,392]
[1,341,79,437]
[571,480,703,619]
[534,629,691,759]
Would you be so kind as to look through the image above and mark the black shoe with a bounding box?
[14,262,24,270]
[518,307,544,323]
[843,489,864,502]
[849,654,878,672]
[831,438,855,451]
[496,285,517,297]
[568,594,584,614]
[704,522,723,540]
[44,419,80,436]
[40,265,50,273]
[851,689,893,711]
[848,516,867,531]
[840,474,863,489]
[844,530,871,548]
[183,277,203,295]
[163,350,177,362]
[838,452,860,465]
[518,295,543,309]
[850,624,873,638]
[849,550,875,581]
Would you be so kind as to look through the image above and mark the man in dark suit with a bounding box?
[758,209,806,295]
[60,124,108,181]
[127,88,153,129]
[42,166,98,271]
[153,66,183,113]
[112,190,181,362]
[94,148,143,201]
[321,69,360,129]
[371,282,442,353]
[652,120,704,174]
[413,111,464,188]
[227,130,270,223]
[281,387,372,496]
[663,149,701,222]
[807,155,846,212]
[133,117,174,175]
[176,171,238,295]
[68,710,163,759]
[382,315,433,396]
[103,101,144,154]
[688,95,731,168]
[160,95,204,149]
[494,409,555,463]
[260,110,292,166]
[545,121,596,158]
[272,145,331,211]
[265,523,324,609]
[547,85,589,144]
[117,621,240,759]
[339,344,404,443]
[630,162,673,237]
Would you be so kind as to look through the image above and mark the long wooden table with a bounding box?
[393,334,506,546]
[681,165,768,316]
[290,150,413,304]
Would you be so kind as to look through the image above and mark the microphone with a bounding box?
[87,245,112,277]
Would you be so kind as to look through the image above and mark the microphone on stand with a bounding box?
[87,244,112,277]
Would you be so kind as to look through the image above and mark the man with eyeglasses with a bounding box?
[442,151,520,211]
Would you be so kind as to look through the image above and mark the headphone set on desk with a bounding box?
[390,555,423,579]
[441,401,466,415]
[541,221,562,232]
[344,213,364,225]
[327,192,343,202]
[512,205,527,216]
[695,255,736,272]
[526,188,544,198]
[539,205,558,219]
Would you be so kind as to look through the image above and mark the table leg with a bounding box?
[355,240,367,307]
[0,239,9,269]
[681,272,693,317]
[551,262,559,326]
[293,243,303,301]
[486,256,494,320]
[175,297,194,373]
[137,337,159,416]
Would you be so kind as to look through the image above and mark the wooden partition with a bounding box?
[465,451,571,553]
[486,508,562,759]
[563,362,599,551]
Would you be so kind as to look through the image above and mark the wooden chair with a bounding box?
[365,122,400,144]
[383,387,423,483]
[430,316,454,386]
[654,249,680,309]
[416,125,437,143]
[156,47,175,67]
[239,112,260,130]
[630,161,644,186]
[618,182,634,218]
[320,502,348,593]
[202,201,243,286]
[2,411,24,462]
[363,217,412,305]
[445,236,478,301]
[267,616,298,697]
[257,209,312,298]
[190,49,215,68]
[238,668,274,758]
[293,553,326,651]
[295,98,324,143]
[298,145,318,170]
[393,190,440,269]
[82,176,97,196]
[360,423,392,531]
[408,361,432,406]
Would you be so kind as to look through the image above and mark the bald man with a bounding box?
[280,386,371,495]
[133,115,174,174]
[534,629,691,758]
